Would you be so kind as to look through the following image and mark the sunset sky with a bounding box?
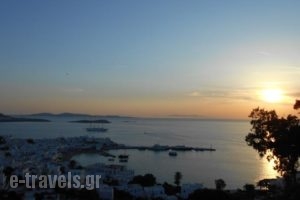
[0,0,299,119]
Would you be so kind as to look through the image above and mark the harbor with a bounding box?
[106,143,216,152]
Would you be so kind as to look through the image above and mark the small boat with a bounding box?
[118,153,129,163]
[169,151,177,156]
[108,158,115,162]
[118,154,129,159]
[119,158,128,163]
[86,127,108,132]
[86,120,108,132]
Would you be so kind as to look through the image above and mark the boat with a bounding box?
[118,153,129,163]
[108,158,115,162]
[119,158,128,163]
[86,127,108,132]
[86,120,108,132]
[118,154,129,159]
[168,151,177,156]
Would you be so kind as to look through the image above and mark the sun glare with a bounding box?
[259,159,279,181]
[261,89,283,103]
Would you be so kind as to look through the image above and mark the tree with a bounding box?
[2,166,14,190]
[215,179,226,190]
[294,99,300,110]
[4,152,11,157]
[129,174,156,187]
[27,138,35,144]
[114,189,133,200]
[243,183,255,191]
[0,191,22,200]
[243,184,255,198]
[59,166,66,174]
[68,159,77,169]
[174,171,182,187]
[245,106,300,186]
[162,182,178,195]
[257,178,271,190]
[0,136,6,144]
[143,174,156,186]
[189,189,231,200]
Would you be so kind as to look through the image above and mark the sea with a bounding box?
[0,116,279,189]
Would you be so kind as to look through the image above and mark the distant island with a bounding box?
[29,112,133,119]
[29,112,93,118]
[0,113,50,122]
[69,119,111,124]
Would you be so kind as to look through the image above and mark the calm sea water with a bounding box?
[0,117,279,189]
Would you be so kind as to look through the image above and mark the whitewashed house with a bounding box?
[144,185,166,199]
[117,184,145,198]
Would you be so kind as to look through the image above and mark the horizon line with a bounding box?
[4,112,248,121]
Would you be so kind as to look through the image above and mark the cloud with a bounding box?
[188,91,201,97]
[188,88,256,102]
[168,114,205,118]
[286,92,300,98]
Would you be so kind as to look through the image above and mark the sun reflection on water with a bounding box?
[258,159,280,182]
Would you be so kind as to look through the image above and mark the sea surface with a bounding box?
[0,116,279,189]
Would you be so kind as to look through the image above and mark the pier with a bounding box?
[106,144,216,152]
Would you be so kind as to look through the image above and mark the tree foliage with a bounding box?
[129,174,156,187]
[257,178,272,190]
[215,179,226,190]
[0,136,6,144]
[2,166,14,190]
[189,189,231,200]
[245,106,300,183]
[174,171,182,187]
[162,182,178,195]
[68,159,77,169]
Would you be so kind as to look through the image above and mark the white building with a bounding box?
[117,184,145,198]
[85,163,134,185]
[144,185,166,199]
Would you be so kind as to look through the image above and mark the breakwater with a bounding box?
[107,144,216,152]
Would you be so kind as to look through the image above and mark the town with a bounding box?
[0,135,203,200]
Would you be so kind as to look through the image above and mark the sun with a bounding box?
[261,89,283,103]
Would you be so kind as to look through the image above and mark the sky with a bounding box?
[0,0,300,119]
